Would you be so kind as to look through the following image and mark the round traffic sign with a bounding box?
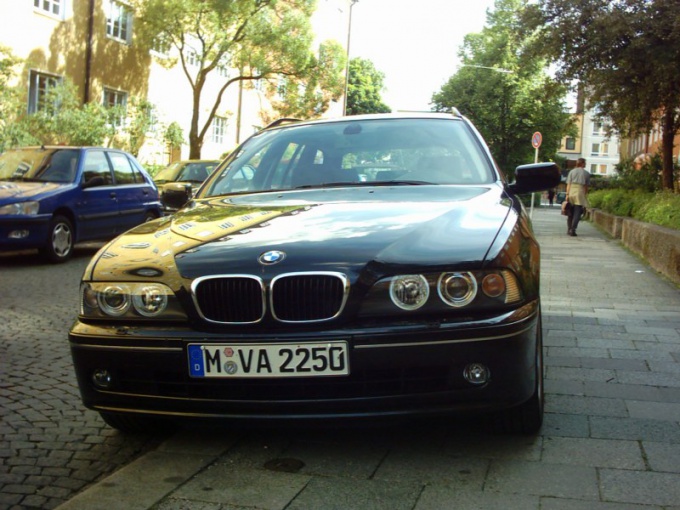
[532,132,542,149]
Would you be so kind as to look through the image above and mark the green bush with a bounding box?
[588,189,680,231]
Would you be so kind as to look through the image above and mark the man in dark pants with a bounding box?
[565,158,590,236]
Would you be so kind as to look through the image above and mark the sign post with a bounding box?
[530,132,542,219]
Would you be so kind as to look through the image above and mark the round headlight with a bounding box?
[132,284,169,317]
[438,272,478,307]
[97,285,131,316]
[389,274,429,310]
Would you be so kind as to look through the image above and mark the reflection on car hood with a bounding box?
[0,181,63,201]
[86,186,513,287]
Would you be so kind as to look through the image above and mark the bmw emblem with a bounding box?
[259,250,286,265]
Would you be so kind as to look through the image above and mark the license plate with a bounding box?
[187,342,349,378]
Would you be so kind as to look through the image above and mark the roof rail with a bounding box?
[264,118,303,129]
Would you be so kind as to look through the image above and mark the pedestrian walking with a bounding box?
[565,158,590,236]
[548,188,555,207]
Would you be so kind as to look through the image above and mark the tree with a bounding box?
[432,0,573,176]
[0,46,34,151]
[346,57,391,116]
[132,0,345,158]
[526,0,680,190]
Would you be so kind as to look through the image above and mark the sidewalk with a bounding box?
[58,207,680,510]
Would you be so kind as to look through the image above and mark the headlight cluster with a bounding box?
[0,201,39,216]
[361,270,522,316]
[80,282,187,320]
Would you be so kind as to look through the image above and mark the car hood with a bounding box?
[0,181,63,201]
[85,186,515,288]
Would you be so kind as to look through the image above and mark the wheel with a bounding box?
[41,215,74,263]
[99,411,174,434]
[143,211,158,222]
[491,314,544,434]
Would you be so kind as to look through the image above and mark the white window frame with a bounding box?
[591,143,600,156]
[106,0,133,44]
[211,116,227,144]
[103,87,128,127]
[28,70,61,114]
[34,0,64,19]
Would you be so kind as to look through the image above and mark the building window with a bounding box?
[103,88,127,127]
[565,137,576,151]
[34,0,63,18]
[592,121,603,135]
[601,142,609,156]
[590,164,597,174]
[211,116,227,144]
[186,51,200,67]
[28,70,61,114]
[106,0,132,44]
[599,164,607,174]
[591,143,600,156]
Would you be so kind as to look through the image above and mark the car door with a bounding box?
[77,149,119,241]
[106,150,154,232]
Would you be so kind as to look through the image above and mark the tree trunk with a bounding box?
[661,110,676,191]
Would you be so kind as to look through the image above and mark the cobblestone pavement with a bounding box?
[0,246,166,510]
[4,208,680,510]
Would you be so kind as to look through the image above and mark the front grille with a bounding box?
[271,273,347,322]
[193,276,264,323]
[193,272,348,324]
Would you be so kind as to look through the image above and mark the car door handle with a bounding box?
[110,192,117,199]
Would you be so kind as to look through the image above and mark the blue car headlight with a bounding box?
[0,201,39,216]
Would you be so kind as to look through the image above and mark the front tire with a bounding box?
[41,215,74,263]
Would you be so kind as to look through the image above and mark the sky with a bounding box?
[347,0,497,111]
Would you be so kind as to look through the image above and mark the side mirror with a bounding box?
[507,162,561,194]
[161,183,192,211]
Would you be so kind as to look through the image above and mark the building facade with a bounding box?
[558,108,621,177]
[1,0,351,165]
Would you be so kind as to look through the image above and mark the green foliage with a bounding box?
[431,0,572,178]
[346,58,391,115]
[272,40,347,118]
[0,46,35,151]
[589,189,680,231]
[610,155,664,193]
[163,121,185,149]
[526,0,680,190]
[125,97,157,157]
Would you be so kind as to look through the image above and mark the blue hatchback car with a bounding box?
[0,146,162,262]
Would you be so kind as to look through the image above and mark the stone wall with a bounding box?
[588,209,680,286]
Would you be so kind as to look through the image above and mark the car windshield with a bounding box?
[203,118,496,197]
[0,148,80,183]
[155,161,218,183]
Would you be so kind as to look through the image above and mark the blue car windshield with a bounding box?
[0,149,80,183]
[203,118,496,197]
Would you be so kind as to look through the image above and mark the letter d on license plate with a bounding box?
[188,341,349,378]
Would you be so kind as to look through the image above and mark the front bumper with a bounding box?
[68,301,540,421]
[0,216,50,251]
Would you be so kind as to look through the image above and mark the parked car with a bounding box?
[153,160,220,213]
[69,112,560,434]
[0,146,162,262]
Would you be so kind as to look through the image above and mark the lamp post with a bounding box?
[342,0,358,116]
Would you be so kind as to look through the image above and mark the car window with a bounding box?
[0,149,80,183]
[108,152,140,185]
[81,150,113,185]
[204,118,495,197]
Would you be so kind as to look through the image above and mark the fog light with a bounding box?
[463,363,490,385]
[9,230,30,239]
[92,369,113,389]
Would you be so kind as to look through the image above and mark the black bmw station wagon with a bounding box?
[69,112,560,434]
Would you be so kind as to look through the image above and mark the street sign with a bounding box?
[532,132,542,149]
